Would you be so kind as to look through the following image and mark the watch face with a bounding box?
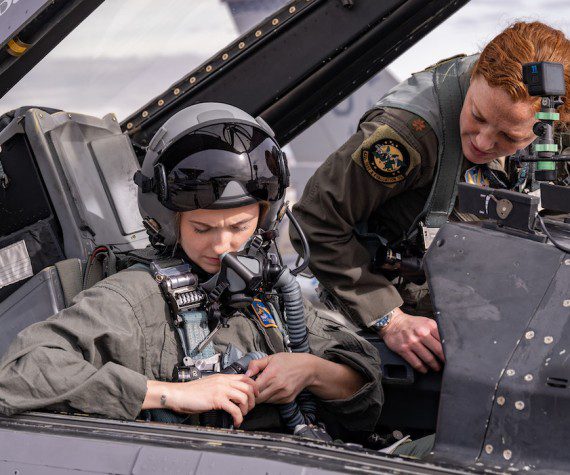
[377,315,390,327]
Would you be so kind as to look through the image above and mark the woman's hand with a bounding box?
[245,353,366,404]
[245,353,317,404]
[144,374,259,427]
[380,307,445,374]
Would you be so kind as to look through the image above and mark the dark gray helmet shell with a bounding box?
[137,103,287,248]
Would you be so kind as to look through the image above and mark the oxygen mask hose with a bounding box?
[286,208,310,276]
[216,236,330,440]
[273,268,321,433]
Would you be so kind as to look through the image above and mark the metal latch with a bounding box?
[421,225,440,250]
[496,199,513,219]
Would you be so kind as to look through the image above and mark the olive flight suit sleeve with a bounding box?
[0,280,150,420]
[305,301,383,432]
[291,108,438,327]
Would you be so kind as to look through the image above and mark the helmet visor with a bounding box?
[157,123,287,211]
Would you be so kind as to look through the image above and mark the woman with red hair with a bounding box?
[291,21,570,374]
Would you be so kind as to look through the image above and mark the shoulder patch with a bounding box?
[251,298,277,328]
[351,124,420,185]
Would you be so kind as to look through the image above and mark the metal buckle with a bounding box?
[151,261,205,313]
[421,225,440,250]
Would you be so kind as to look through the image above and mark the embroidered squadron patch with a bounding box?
[361,138,410,184]
[464,166,490,187]
[251,298,277,328]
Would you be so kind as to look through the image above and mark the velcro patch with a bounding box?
[251,298,277,328]
[352,124,420,185]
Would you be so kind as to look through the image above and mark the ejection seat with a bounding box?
[0,107,149,355]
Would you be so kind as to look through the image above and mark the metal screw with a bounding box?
[272,18,279,26]
[524,374,533,382]
[126,122,133,130]
[189,77,196,84]
[563,300,570,307]
[289,6,296,13]
[255,30,262,37]
[222,53,229,60]
[238,42,245,49]
[158,99,164,106]
[497,396,506,406]
[506,369,516,376]
[544,336,554,344]
[485,444,493,454]
[515,401,525,410]
[525,331,535,340]
[173,88,180,95]
[205,65,212,73]
[142,111,148,118]
[504,450,513,461]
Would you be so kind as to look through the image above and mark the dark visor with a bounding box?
[157,123,287,211]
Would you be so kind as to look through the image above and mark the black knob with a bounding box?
[533,122,548,137]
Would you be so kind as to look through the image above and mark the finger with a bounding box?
[401,350,428,374]
[429,320,441,342]
[223,374,261,397]
[230,381,256,411]
[411,343,441,372]
[245,357,270,378]
[257,383,280,404]
[423,334,445,362]
[221,400,243,427]
[240,374,261,397]
[227,388,249,416]
[252,367,273,394]
[267,389,296,405]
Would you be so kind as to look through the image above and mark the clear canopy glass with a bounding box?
[0,0,243,120]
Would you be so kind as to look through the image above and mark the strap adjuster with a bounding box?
[133,170,154,193]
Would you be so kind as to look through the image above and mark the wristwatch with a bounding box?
[369,309,396,332]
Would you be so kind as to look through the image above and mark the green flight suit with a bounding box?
[290,61,516,328]
[0,267,383,434]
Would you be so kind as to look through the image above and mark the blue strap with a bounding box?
[179,310,215,359]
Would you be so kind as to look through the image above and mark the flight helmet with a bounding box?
[135,102,289,249]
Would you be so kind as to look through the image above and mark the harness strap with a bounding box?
[54,258,83,306]
[421,60,467,229]
[178,310,216,360]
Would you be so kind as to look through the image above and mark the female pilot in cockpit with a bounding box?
[0,103,383,440]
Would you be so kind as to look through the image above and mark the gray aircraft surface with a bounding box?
[0,1,569,474]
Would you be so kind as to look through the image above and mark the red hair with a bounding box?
[473,22,570,124]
